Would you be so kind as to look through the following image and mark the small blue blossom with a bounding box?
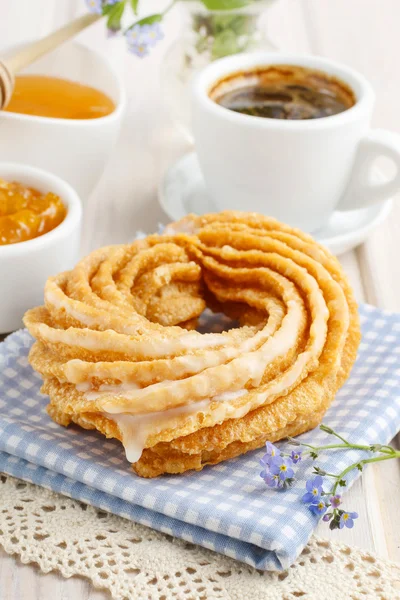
[330,495,341,508]
[265,442,281,458]
[86,0,118,14]
[322,513,332,522]
[290,450,302,464]
[339,511,358,529]
[302,475,324,503]
[128,43,150,58]
[309,500,328,516]
[263,472,282,488]
[125,22,164,58]
[126,24,144,45]
[269,456,294,481]
[146,23,164,47]
[86,0,103,14]
[259,442,281,481]
[259,455,271,481]
[259,454,284,489]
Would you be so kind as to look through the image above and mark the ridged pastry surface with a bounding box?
[24,211,360,477]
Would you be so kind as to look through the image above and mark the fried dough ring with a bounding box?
[24,211,360,477]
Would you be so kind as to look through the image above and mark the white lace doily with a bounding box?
[0,473,399,600]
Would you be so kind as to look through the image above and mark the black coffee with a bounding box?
[209,65,356,120]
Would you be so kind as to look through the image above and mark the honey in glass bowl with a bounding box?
[4,75,115,120]
[0,178,66,245]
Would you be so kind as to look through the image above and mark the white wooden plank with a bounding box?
[370,440,400,562]
[0,0,81,51]
[1,0,400,596]
[338,251,365,303]
[357,198,400,311]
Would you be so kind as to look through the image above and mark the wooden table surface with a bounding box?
[0,0,399,598]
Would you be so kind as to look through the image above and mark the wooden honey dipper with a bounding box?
[0,13,102,110]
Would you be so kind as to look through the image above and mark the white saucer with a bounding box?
[159,152,393,256]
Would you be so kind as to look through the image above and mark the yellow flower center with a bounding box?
[343,513,349,521]
[280,465,287,472]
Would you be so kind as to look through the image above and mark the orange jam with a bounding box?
[0,178,67,245]
[4,75,115,120]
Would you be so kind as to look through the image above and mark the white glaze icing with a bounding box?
[97,298,305,413]
[38,323,228,356]
[85,379,171,402]
[45,288,96,328]
[212,389,247,402]
[108,400,210,463]
[104,350,311,465]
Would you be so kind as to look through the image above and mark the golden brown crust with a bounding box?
[24,211,360,477]
[47,401,327,478]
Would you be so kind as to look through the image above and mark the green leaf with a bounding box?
[319,424,334,434]
[281,477,295,490]
[314,467,327,476]
[201,0,250,10]
[329,516,340,531]
[229,15,253,35]
[130,0,139,14]
[286,437,299,446]
[102,2,119,16]
[212,14,251,35]
[211,29,239,60]
[102,4,113,15]
[105,2,125,30]
[135,13,163,26]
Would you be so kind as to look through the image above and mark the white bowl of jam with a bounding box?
[0,162,82,334]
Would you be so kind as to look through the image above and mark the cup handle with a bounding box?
[337,128,400,211]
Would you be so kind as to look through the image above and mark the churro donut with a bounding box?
[24,211,360,477]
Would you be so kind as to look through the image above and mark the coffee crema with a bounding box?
[209,64,356,120]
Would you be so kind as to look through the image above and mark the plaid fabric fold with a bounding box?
[0,304,399,570]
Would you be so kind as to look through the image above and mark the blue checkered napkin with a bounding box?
[0,304,399,571]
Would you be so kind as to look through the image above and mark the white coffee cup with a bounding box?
[0,41,126,200]
[192,52,400,232]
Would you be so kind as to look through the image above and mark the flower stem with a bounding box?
[162,0,177,16]
[292,424,396,456]
[326,429,353,446]
[304,443,372,452]
[331,452,400,495]
[305,443,394,455]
